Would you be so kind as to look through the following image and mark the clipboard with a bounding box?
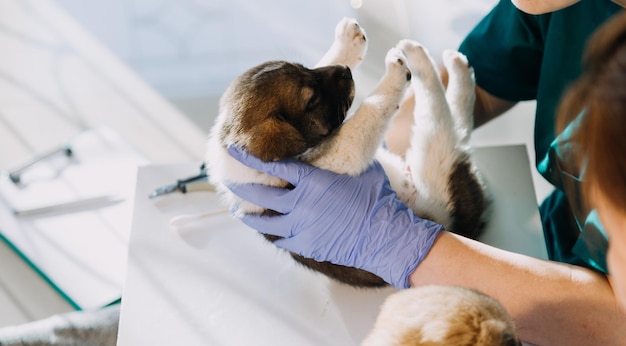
[0,127,147,310]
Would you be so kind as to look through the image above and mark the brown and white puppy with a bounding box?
[205,18,490,287]
[362,286,522,346]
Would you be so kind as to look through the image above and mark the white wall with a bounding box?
[52,0,550,200]
[53,0,354,100]
[53,0,501,105]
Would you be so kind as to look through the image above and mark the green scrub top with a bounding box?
[458,0,623,273]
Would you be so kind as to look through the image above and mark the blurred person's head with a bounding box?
[556,12,626,310]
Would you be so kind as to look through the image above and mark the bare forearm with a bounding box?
[473,86,517,128]
[409,232,626,345]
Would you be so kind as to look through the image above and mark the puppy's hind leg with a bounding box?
[442,50,491,237]
[401,40,456,170]
[401,40,457,227]
[443,50,476,147]
[315,17,367,70]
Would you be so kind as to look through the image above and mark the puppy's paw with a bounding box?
[396,39,435,81]
[317,18,367,68]
[443,49,470,68]
[335,17,367,57]
[442,49,475,90]
[384,47,411,83]
[442,49,476,141]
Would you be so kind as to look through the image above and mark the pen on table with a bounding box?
[149,164,214,199]
[13,195,126,218]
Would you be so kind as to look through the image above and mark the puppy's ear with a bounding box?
[247,118,307,161]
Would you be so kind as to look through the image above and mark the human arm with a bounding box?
[228,147,626,345]
[471,84,517,128]
[410,231,626,346]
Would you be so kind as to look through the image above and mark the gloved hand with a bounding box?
[226,146,444,289]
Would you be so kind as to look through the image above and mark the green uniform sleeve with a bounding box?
[459,0,547,102]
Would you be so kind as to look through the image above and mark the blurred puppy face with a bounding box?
[218,61,354,162]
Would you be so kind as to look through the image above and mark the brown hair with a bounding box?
[556,11,626,212]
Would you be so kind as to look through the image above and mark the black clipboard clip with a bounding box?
[8,145,73,185]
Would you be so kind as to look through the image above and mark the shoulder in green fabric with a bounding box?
[459,0,622,168]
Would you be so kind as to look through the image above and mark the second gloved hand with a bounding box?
[226,146,444,289]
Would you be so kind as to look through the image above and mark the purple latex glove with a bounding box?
[226,146,444,289]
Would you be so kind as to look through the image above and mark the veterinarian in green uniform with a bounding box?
[228,1,626,344]
[458,0,623,274]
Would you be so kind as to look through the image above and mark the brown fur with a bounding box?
[363,286,522,346]
[218,61,354,162]
[448,157,490,239]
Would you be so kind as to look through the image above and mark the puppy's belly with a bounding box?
[375,149,418,206]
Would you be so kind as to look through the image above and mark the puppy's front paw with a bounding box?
[335,17,367,57]
[316,17,367,68]
[384,47,411,83]
[329,18,368,69]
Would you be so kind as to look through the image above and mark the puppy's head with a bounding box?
[218,61,354,161]
[363,286,522,346]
